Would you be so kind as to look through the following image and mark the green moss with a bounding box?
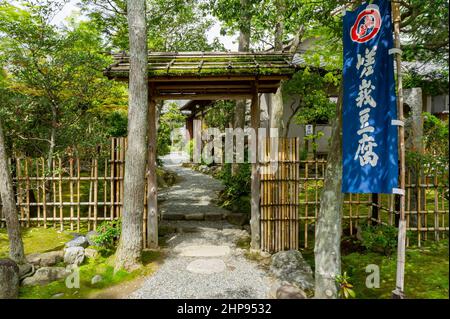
[236,236,251,249]
[342,239,449,299]
[0,227,73,259]
[19,250,163,299]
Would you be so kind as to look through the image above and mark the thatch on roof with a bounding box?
[105,51,296,78]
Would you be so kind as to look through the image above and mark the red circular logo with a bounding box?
[350,6,382,43]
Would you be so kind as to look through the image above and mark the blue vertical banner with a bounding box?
[342,0,399,194]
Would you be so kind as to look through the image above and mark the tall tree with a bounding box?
[114,0,148,271]
[0,118,26,265]
[234,0,251,132]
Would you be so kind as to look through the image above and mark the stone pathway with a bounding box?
[128,155,273,299]
[158,154,231,221]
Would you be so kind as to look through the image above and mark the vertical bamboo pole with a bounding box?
[93,158,98,230]
[36,159,41,227]
[76,158,80,232]
[42,158,47,228]
[104,158,108,221]
[87,160,94,231]
[69,158,74,231]
[58,158,63,231]
[52,159,56,228]
[434,174,439,241]
[16,158,23,226]
[25,159,30,227]
[304,161,308,248]
[147,95,158,249]
[392,0,407,299]
[110,139,115,220]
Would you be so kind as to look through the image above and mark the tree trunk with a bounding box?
[0,119,26,265]
[232,0,251,175]
[314,85,343,299]
[115,0,148,272]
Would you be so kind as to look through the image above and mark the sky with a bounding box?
[53,0,238,51]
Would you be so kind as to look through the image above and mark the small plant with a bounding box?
[359,224,398,255]
[93,220,121,248]
[335,272,356,299]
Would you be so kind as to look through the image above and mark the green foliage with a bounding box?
[359,224,398,256]
[93,220,121,248]
[335,272,356,299]
[0,1,127,158]
[403,70,449,96]
[217,163,251,211]
[406,113,449,192]
[204,100,235,131]
[284,68,338,126]
[157,103,185,158]
[106,110,128,137]
[82,0,224,51]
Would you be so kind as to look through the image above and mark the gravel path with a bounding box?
[158,156,230,219]
[128,156,273,299]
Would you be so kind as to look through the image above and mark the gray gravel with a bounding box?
[128,227,272,299]
[128,159,273,299]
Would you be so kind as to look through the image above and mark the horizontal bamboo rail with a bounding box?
[0,137,447,249]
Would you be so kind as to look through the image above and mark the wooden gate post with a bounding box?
[147,92,158,249]
[250,83,261,250]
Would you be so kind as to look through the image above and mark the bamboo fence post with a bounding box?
[76,158,80,232]
[58,158,63,231]
[25,158,30,227]
[52,159,56,228]
[42,158,47,228]
[87,160,94,231]
[93,158,98,230]
[434,174,439,241]
[304,161,308,248]
[110,138,115,220]
[69,158,74,231]
[392,0,407,299]
[16,158,23,226]
[36,159,41,227]
[104,158,107,221]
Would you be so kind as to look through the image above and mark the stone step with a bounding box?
[161,212,230,221]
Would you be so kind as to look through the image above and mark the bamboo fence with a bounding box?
[0,137,448,249]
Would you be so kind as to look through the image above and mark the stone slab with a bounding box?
[176,245,231,257]
[186,258,226,274]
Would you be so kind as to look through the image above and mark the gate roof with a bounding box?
[105,51,297,100]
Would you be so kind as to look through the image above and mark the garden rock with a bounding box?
[64,247,85,266]
[85,231,99,246]
[91,274,103,285]
[270,250,314,291]
[26,251,64,267]
[276,283,307,299]
[18,263,34,279]
[21,267,70,286]
[65,236,89,248]
[0,259,19,298]
[84,248,99,259]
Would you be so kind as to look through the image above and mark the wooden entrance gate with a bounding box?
[260,137,300,252]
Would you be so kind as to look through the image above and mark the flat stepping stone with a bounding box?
[176,245,231,257]
[186,258,226,274]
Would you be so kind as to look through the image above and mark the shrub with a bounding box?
[359,224,398,255]
[217,162,251,211]
[93,220,121,249]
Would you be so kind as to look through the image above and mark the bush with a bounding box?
[93,220,121,249]
[217,163,251,212]
[358,224,398,255]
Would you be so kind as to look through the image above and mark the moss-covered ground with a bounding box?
[0,227,163,299]
[301,239,449,299]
